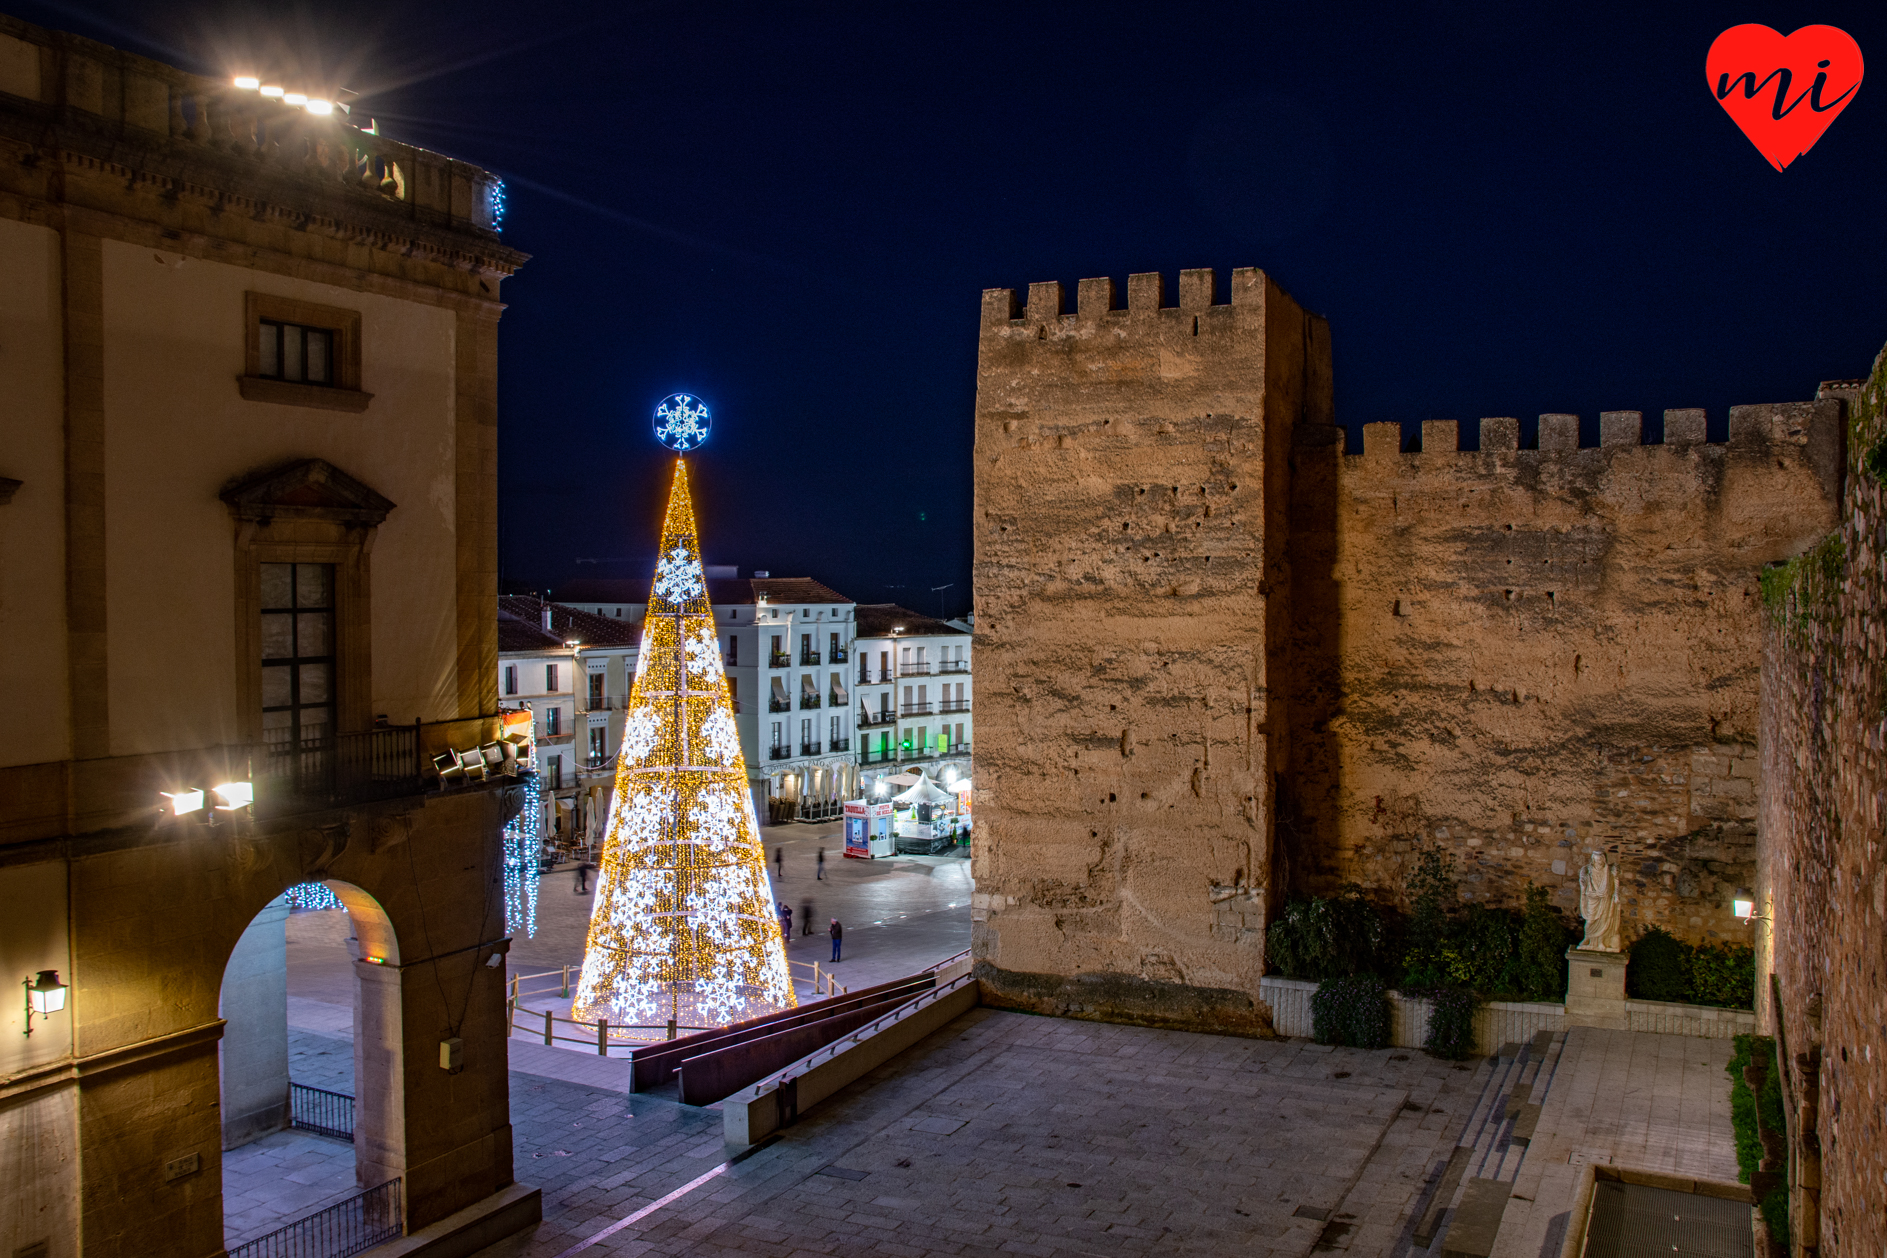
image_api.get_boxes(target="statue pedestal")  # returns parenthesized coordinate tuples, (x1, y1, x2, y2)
(1564, 947, 1629, 1030)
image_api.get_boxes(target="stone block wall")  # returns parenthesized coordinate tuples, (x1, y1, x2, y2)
(970, 268, 1329, 1032)
(1758, 359, 1887, 1258)
(1287, 404, 1840, 940)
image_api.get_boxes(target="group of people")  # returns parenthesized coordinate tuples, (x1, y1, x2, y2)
(775, 901, 842, 960)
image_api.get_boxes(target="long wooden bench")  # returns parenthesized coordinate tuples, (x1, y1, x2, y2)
(628, 974, 934, 1092)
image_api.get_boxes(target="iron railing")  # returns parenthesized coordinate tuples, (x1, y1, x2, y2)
(769, 652, 791, 668)
(829, 737, 850, 752)
(858, 710, 896, 727)
(940, 661, 970, 674)
(288, 1082, 354, 1141)
(898, 664, 932, 676)
(829, 645, 848, 663)
(254, 725, 420, 813)
(800, 649, 821, 666)
(225, 1178, 401, 1258)
(940, 699, 970, 712)
(799, 695, 821, 709)
(800, 741, 822, 756)
(769, 697, 792, 713)
(769, 745, 790, 760)
(901, 702, 933, 716)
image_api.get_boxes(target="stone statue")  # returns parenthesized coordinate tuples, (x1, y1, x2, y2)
(1577, 851, 1622, 952)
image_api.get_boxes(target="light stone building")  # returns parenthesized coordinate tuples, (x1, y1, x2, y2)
(496, 596, 638, 850)
(852, 604, 972, 795)
(558, 574, 860, 821)
(0, 17, 537, 1257)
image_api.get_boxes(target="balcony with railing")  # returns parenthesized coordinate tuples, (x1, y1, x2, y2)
(769, 651, 791, 668)
(800, 741, 822, 756)
(769, 697, 792, 713)
(800, 649, 821, 666)
(900, 701, 933, 716)
(940, 698, 971, 713)
(829, 645, 848, 663)
(769, 745, 791, 760)
(858, 709, 897, 728)
(828, 690, 848, 709)
(940, 660, 970, 674)
(898, 663, 932, 676)
(799, 694, 822, 709)
(829, 737, 850, 752)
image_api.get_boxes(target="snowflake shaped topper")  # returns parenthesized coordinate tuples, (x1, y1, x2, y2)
(653, 393, 711, 452)
(652, 545, 704, 605)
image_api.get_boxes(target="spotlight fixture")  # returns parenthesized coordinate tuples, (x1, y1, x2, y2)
(22, 970, 68, 1036)
(306, 99, 334, 115)
(212, 781, 254, 811)
(233, 76, 259, 90)
(1732, 889, 1768, 921)
(283, 92, 307, 106)
(259, 85, 284, 98)
(161, 788, 205, 816)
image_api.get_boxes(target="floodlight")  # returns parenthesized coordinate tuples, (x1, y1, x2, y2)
(161, 789, 205, 815)
(212, 781, 254, 810)
(233, 76, 260, 90)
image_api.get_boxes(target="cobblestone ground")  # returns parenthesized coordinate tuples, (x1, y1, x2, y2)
(476, 1008, 1492, 1258)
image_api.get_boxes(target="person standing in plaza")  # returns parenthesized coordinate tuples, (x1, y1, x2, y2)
(574, 859, 595, 894)
(800, 901, 814, 935)
(775, 846, 784, 878)
(816, 847, 826, 880)
(829, 917, 843, 962)
(777, 902, 792, 939)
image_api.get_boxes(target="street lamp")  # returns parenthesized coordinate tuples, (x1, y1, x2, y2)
(22, 970, 67, 1036)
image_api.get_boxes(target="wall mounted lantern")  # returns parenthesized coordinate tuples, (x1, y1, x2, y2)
(22, 970, 67, 1036)
(1732, 889, 1769, 921)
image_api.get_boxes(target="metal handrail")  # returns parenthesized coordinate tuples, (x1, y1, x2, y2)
(288, 1082, 354, 1141)
(503, 961, 848, 1053)
(225, 1177, 402, 1258)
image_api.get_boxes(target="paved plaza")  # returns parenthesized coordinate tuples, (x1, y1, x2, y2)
(235, 845, 1742, 1258)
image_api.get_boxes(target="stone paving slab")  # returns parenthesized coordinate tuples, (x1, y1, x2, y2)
(472, 1009, 1492, 1258)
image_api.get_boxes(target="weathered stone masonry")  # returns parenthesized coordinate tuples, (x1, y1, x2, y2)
(971, 264, 1842, 1033)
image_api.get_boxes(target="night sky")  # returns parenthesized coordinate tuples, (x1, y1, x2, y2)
(21, 1, 1887, 618)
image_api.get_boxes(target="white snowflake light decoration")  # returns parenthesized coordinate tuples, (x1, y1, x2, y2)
(653, 544, 705, 606)
(653, 393, 711, 452)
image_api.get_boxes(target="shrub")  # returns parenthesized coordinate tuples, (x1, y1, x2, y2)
(1627, 926, 1691, 1001)
(1311, 973, 1390, 1049)
(1512, 884, 1574, 1001)
(1423, 984, 1481, 1059)
(1727, 1034, 1789, 1244)
(1449, 903, 1520, 994)
(1267, 885, 1388, 981)
(1691, 943, 1756, 1009)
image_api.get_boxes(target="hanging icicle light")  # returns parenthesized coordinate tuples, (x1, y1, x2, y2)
(503, 804, 541, 938)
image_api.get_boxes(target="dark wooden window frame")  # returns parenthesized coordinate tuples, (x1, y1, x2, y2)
(240, 292, 374, 413)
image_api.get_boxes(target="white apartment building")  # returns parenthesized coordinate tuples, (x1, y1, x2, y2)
(852, 604, 972, 795)
(497, 595, 639, 849)
(557, 573, 859, 822)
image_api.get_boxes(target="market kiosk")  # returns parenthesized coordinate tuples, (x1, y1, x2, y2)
(842, 799, 894, 858)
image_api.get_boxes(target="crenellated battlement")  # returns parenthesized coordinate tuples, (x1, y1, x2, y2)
(1331, 401, 1842, 495)
(980, 267, 1270, 330)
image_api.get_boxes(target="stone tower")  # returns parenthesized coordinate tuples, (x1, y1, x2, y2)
(969, 268, 1330, 1032)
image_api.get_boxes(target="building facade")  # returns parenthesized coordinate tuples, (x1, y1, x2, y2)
(0, 18, 535, 1257)
(496, 596, 638, 851)
(557, 575, 861, 821)
(852, 604, 973, 794)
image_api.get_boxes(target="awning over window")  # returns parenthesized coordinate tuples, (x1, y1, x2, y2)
(771, 676, 789, 700)
(800, 675, 819, 695)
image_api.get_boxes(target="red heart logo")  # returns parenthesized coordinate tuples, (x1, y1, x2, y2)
(1707, 25, 1864, 171)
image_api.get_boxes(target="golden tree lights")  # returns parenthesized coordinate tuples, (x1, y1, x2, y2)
(571, 458, 796, 1033)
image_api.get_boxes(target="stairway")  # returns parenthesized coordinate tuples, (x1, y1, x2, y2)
(1411, 1028, 1567, 1257)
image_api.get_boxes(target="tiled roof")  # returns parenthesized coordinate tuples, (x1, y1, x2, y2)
(855, 603, 967, 638)
(497, 607, 562, 652)
(751, 577, 852, 605)
(498, 596, 642, 650)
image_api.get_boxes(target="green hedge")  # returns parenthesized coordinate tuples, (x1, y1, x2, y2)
(1422, 984, 1480, 1059)
(1727, 1034, 1789, 1244)
(1628, 927, 1755, 1008)
(1311, 973, 1390, 1049)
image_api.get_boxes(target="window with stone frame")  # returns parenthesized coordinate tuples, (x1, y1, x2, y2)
(240, 293, 370, 412)
(260, 563, 335, 755)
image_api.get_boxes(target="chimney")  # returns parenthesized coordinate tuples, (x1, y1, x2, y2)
(541, 603, 553, 633)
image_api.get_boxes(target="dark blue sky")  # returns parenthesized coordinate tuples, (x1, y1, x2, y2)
(25, 1, 1886, 618)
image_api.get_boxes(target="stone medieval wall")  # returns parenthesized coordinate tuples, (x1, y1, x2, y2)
(1758, 354, 1887, 1258)
(1291, 405, 1841, 942)
(970, 268, 1329, 1032)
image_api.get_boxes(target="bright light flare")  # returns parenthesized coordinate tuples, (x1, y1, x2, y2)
(233, 76, 260, 90)
(1733, 897, 1755, 919)
(283, 92, 308, 105)
(212, 781, 254, 810)
(260, 85, 284, 97)
(306, 99, 334, 115)
(161, 789, 205, 815)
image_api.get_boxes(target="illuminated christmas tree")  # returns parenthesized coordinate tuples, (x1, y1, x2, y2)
(572, 399, 795, 1034)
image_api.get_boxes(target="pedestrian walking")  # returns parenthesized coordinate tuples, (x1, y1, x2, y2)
(829, 917, 843, 963)
(574, 860, 596, 894)
(775, 846, 784, 877)
(778, 902, 792, 938)
(816, 847, 825, 879)
(800, 902, 814, 935)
